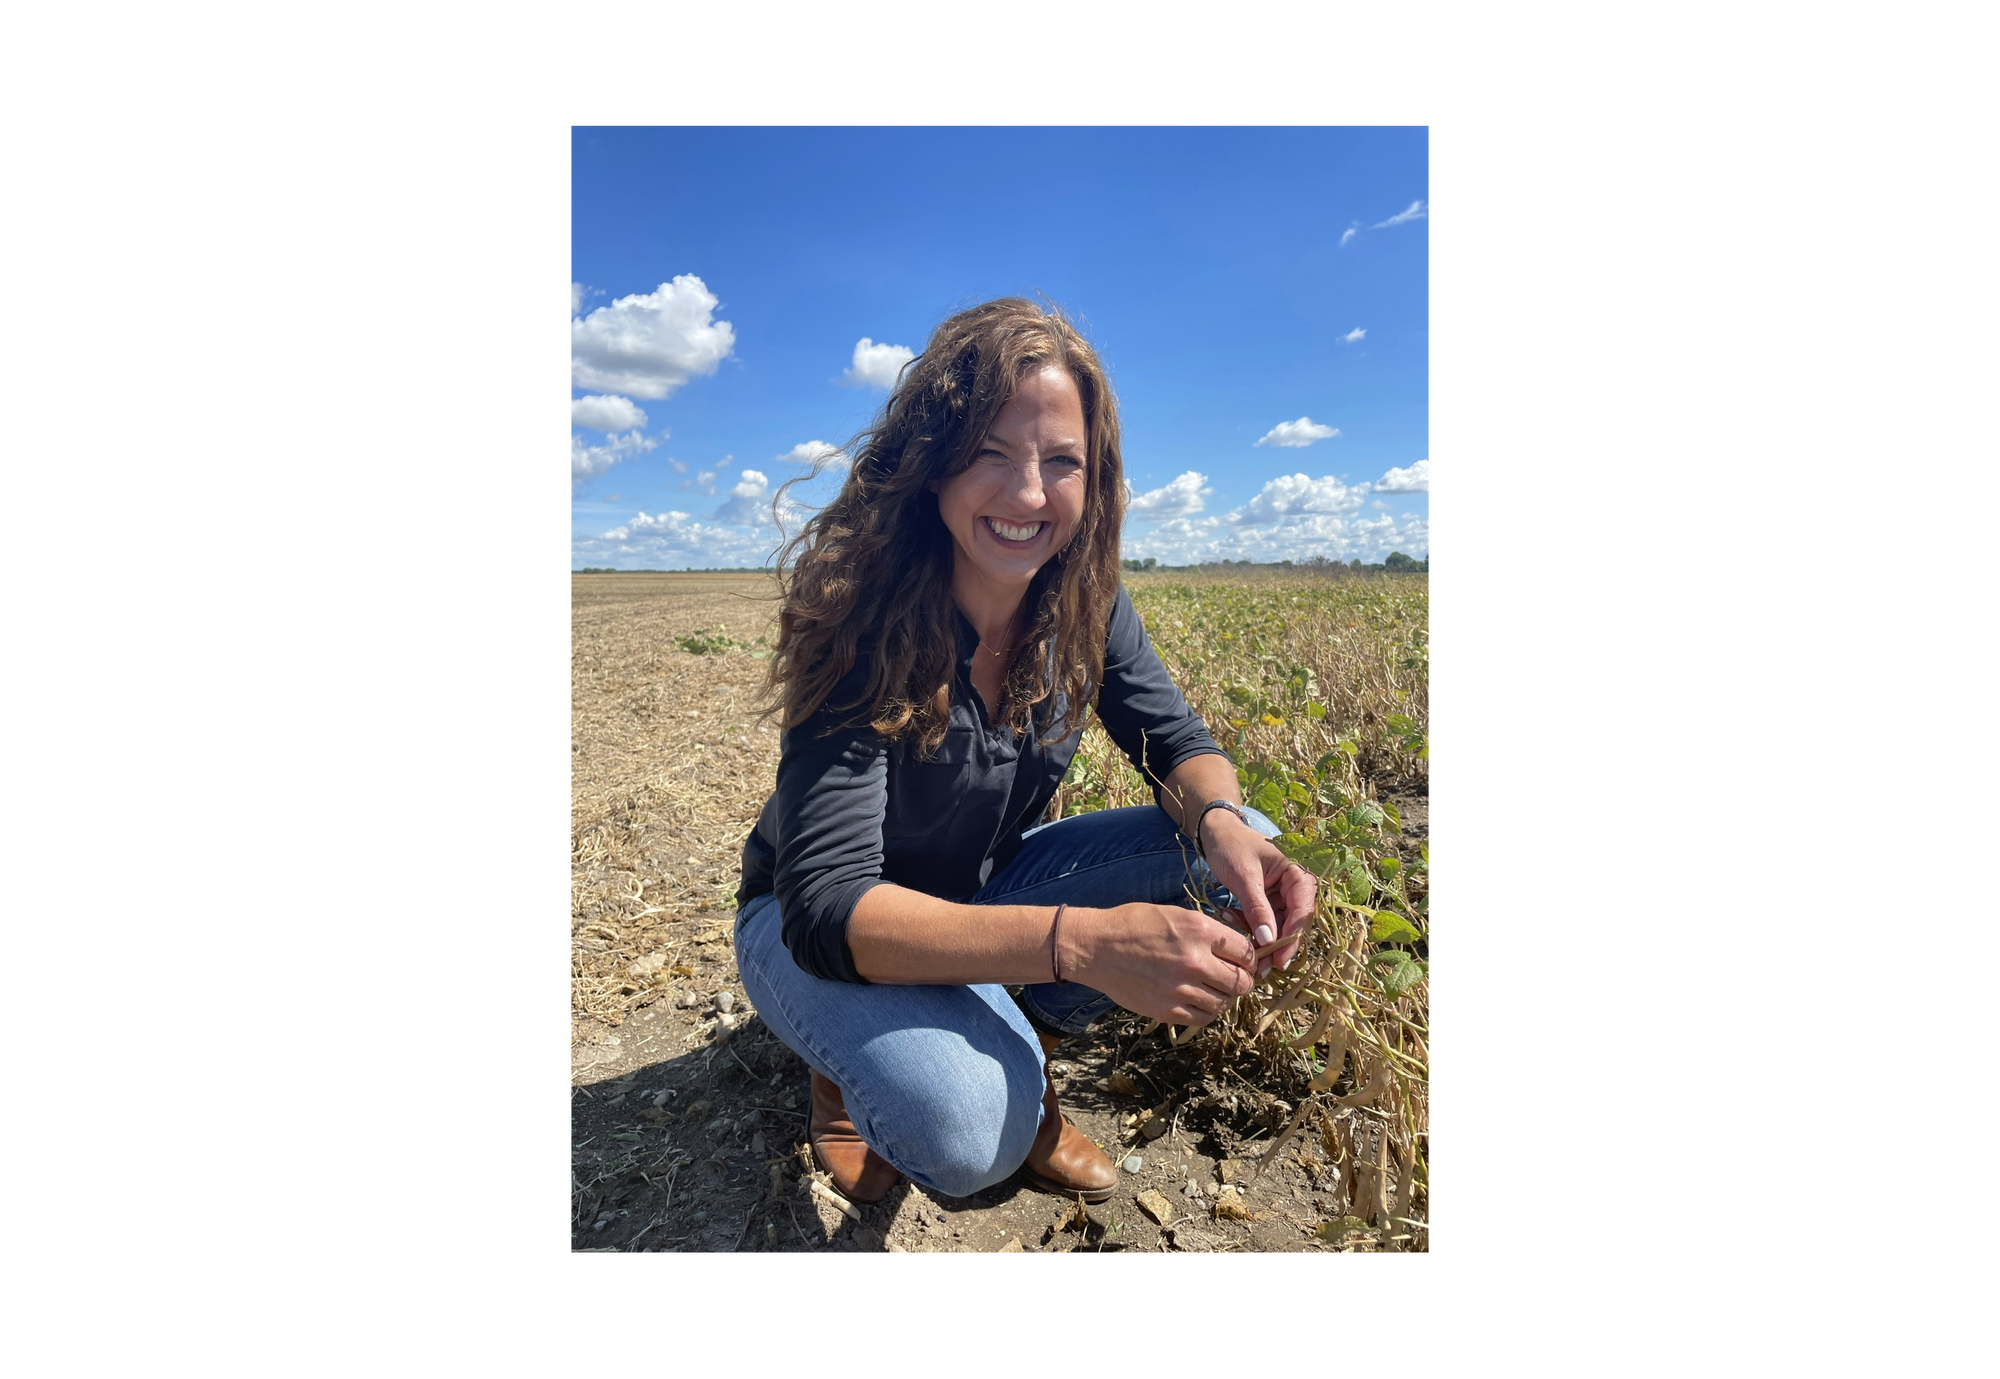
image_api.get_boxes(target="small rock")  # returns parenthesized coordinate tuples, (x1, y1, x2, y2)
(650, 1089, 673, 1108)
(715, 990, 736, 1014)
(1217, 1158, 1248, 1185)
(997, 1237, 1024, 1253)
(1121, 1154, 1144, 1174)
(1215, 1186, 1255, 1221)
(627, 952, 667, 981)
(1140, 1115, 1170, 1142)
(1134, 1189, 1175, 1225)
(675, 990, 700, 1009)
(750, 1131, 765, 1158)
(1182, 1179, 1206, 1199)
(1166, 1225, 1220, 1252)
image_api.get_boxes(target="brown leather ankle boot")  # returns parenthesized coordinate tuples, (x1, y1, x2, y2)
(1020, 1032, 1118, 1203)
(808, 1070, 900, 1204)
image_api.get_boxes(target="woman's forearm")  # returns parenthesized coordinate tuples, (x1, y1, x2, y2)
(1157, 751, 1242, 837)
(846, 883, 1083, 986)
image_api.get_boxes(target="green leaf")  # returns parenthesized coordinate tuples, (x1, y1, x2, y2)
(1345, 802, 1385, 830)
(1277, 835, 1337, 875)
(1379, 800, 1402, 832)
(1369, 910, 1422, 944)
(1375, 856, 1402, 877)
(1249, 782, 1288, 816)
(1344, 867, 1373, 906)
(1378, 955, 1428, 999)
(1305, 702, 1327, 720)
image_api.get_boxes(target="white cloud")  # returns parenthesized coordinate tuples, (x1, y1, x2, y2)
(1374, 199, 1427, 228)
(1254, 417, 1340, 448)
(571, 275, 736, 400)
(1231, 473, 1367, 524)
(1126, 471, 1212, 519)
(1123, 503, 1429, 568)
(571, 393, 649, 432)
(780, 440, 849, 472)
(667, 458, 688, 474)
(689, 469, 718, 496)
(571, 430, 659, 488)
(843, 337, 915, 389)
(1374, 459, 1429, 493)
(570, 282, 583, 316)
(602, 509, 691, 541)
(1341, 327, 1366, 344)
(576, 509, 783, 570)
(1339, 227, 1358, 248)
(712, 468, 774, 525)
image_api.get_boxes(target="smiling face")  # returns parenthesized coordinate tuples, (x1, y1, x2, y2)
(932, 365, 1090, 610)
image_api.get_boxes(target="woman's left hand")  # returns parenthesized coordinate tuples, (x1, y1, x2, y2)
(1199, 815, 1317, 979)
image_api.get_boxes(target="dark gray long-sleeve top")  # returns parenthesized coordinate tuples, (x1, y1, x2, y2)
(736, 585, 1225, 983)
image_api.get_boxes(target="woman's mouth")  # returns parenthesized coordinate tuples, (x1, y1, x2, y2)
(982, 517, 1046, 545)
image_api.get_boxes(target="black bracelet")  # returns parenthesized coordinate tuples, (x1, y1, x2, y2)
(1193, 799, 1248, 861)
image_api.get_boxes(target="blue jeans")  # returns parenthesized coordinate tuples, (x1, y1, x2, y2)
(733, 803, 1273, 1199)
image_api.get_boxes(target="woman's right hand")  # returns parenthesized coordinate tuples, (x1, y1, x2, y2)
(1063, 903, 1260, 1028)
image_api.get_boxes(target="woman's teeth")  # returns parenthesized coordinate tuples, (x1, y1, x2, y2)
(985, 518, 1045, 542)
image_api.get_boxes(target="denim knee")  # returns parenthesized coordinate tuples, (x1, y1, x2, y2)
(858, 1043, 1046, 1199)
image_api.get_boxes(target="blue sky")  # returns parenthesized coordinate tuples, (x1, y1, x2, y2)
(571, 127, 1427, 569)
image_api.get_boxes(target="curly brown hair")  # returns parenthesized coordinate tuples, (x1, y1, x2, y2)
(764, 298, 1126, 757)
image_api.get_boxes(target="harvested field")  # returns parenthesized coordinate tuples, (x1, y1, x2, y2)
(572, 569, 1429, 1254)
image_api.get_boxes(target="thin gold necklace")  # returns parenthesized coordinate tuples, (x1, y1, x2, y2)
(976, 614, 1021, 660)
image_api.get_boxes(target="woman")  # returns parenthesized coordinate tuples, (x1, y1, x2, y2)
(735, 298, 1316, 1206)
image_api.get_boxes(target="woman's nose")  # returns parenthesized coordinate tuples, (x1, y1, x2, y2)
(1010, 460, 1048, 506)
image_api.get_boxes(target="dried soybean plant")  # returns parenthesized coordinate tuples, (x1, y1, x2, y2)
(1102, 570, 1431, 1243)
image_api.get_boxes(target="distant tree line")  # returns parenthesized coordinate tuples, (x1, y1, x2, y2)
(582, 554, 1428, 576)
(1119, 551, 1428, 575)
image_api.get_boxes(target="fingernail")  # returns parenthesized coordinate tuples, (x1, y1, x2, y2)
(1253, 925, 1274, 945)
